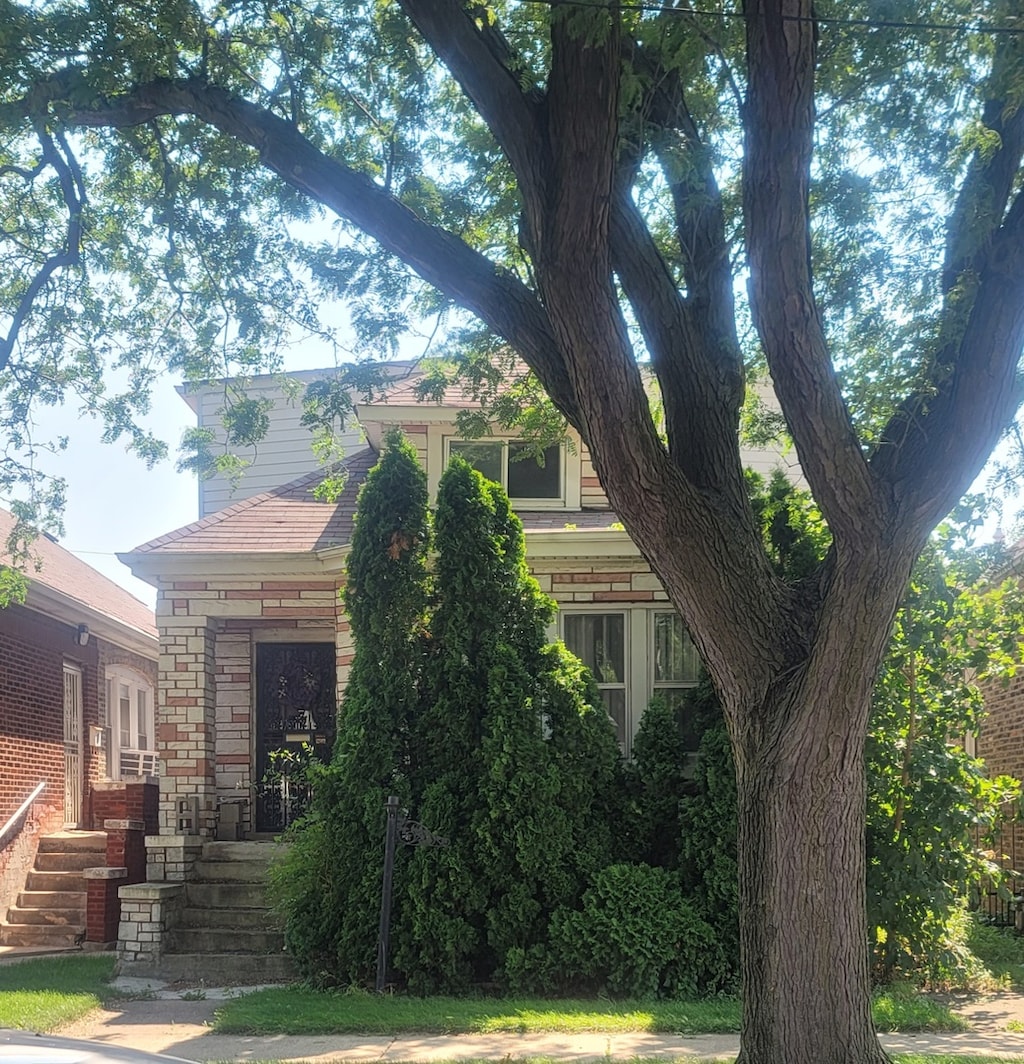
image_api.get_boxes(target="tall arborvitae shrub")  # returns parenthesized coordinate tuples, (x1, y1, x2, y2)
(269, 430, 430, 985)
(399, 457, 621, 993)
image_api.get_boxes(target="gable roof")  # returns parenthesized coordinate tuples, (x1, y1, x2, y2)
(0, 508, 157, 648)
(128, 447, 376, 556)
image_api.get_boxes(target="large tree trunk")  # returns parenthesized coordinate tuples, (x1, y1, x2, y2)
(734, 703, 885, 1064)
(721, 563, 909, 1064)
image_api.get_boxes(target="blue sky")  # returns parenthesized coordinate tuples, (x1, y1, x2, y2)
(32, 375, 199, 607)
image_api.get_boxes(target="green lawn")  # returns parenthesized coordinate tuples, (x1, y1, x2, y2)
(0, 953, 969, 1042)
(891, 1060, 1020, 1064)
(0, 954, 119, 1031)
(212, 985, 965, 1036)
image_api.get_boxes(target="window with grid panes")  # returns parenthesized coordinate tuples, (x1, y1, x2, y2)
(563, 612, 627, 746)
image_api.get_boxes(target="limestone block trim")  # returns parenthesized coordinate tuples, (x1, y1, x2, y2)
(117, 881, 185, 966)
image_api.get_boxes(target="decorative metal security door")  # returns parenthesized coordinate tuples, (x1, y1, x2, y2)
(254, 643, 336, 832)
(62, 663, 83, 827)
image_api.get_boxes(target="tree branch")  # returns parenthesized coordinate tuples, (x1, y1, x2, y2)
(1, 72, 582, 426)
(873, 195, 1024, 534)
(395, 0, 549, 232)
(743, 0, 878, 542)
(0, 122, 86, 375)
(873, 43, 1024, 534)
(618, 41, 745, 482)
(610, 186, 748, 506)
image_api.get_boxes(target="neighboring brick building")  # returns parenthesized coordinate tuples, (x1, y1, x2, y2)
(119, 366, 801, 843)
(978, 668, 1024, 895)
(0, 509, 158, 924)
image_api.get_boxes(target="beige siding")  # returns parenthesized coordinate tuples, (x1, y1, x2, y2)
(190, 376, 366, 517)
(579, 444, 609, 509)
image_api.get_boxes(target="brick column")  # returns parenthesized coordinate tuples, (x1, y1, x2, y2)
(85, 866, 127, 947)
(156, 615, 217, 836)
(117, 882, 184, 973)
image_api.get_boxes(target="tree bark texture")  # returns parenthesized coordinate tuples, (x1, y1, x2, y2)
(735, 719, 888, 1064)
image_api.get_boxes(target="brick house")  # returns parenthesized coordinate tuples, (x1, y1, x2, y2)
(120, 367, 800, 840)
(0, 508, 159, 948)
(108, 365, 799, 976)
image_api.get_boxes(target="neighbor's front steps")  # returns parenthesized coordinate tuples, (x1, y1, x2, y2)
(0, 831, 105, 949)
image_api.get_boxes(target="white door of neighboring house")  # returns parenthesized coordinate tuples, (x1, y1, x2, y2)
(63, 663, 83, 827)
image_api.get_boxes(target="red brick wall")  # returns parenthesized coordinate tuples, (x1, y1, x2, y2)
(0, 603, 156, 827)
(88, 781, 159, 836)
(86, 877, 122, 944)
(979, 673, 1024, 872)
(0, 602, 98, 826)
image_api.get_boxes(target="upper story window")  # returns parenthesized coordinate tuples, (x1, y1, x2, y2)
(448, 440, 563, 504)
(104, 668, 158, 779)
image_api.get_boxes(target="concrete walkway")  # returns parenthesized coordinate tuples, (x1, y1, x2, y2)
(41, 978, 1024, 1061)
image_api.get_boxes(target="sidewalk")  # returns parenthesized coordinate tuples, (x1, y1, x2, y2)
(46, 978, 1024, 1061)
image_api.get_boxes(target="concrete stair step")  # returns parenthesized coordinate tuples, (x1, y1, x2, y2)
(26, 871, 87, 892)
(38, 831, 106, 854)
(192, 859, 273, 883)
(0, 923, 82, 948)
(185, 882, 269, 909)
(34, 851, 106, 873)
(17, 890, 87, 909)
(169, 927, 286, 954)
(4, 908, 83, 926)
(201, 841, 285, 862)
(180, 906, 277, 930)
(120, 951, 296, 984)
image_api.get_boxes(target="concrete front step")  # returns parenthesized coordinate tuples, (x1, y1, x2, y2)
(5, 907, 83, 926)
(38, 831, 106, 854)
(0, 831, 105, 950)
(0, 923, 82, 947)
(185, 882, 269, 909)
(201, 841, 285, 862)
(179, 906, 278, 930)
(17, 889, 87, 909)
(120, 951, 297, 984)
(25, 871, 87, 892)
(34, 851, 108, 873)
(192, 858, 275, 883)
(169, 927, 286, 953)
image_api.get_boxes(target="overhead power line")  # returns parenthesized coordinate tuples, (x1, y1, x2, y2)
(514, 0, 1024, 37)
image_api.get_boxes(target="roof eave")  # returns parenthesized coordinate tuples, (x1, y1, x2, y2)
(117, 549, 348, 584)
(524, 528, 639, 558)
(25, 583, 157, 658)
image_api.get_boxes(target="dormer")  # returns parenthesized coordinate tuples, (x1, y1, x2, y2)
(356, 377, 604, 512)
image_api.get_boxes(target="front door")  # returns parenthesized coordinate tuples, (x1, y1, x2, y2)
(62, 663, 83, 827)
(254, 643, 336, 832)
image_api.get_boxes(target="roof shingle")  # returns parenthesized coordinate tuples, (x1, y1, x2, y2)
(0, 509, 156, 637)
(129, 448, 376, 555)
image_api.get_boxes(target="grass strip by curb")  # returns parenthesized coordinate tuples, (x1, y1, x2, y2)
(212, 986, 965, 1036)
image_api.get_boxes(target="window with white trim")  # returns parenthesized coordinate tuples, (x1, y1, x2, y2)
(563, 612, 627, 746)
(561, 608, 701, 757)
(104, 668, 158, 779)
(652, 612, 701, 705)
(448, 439, 563, 504)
